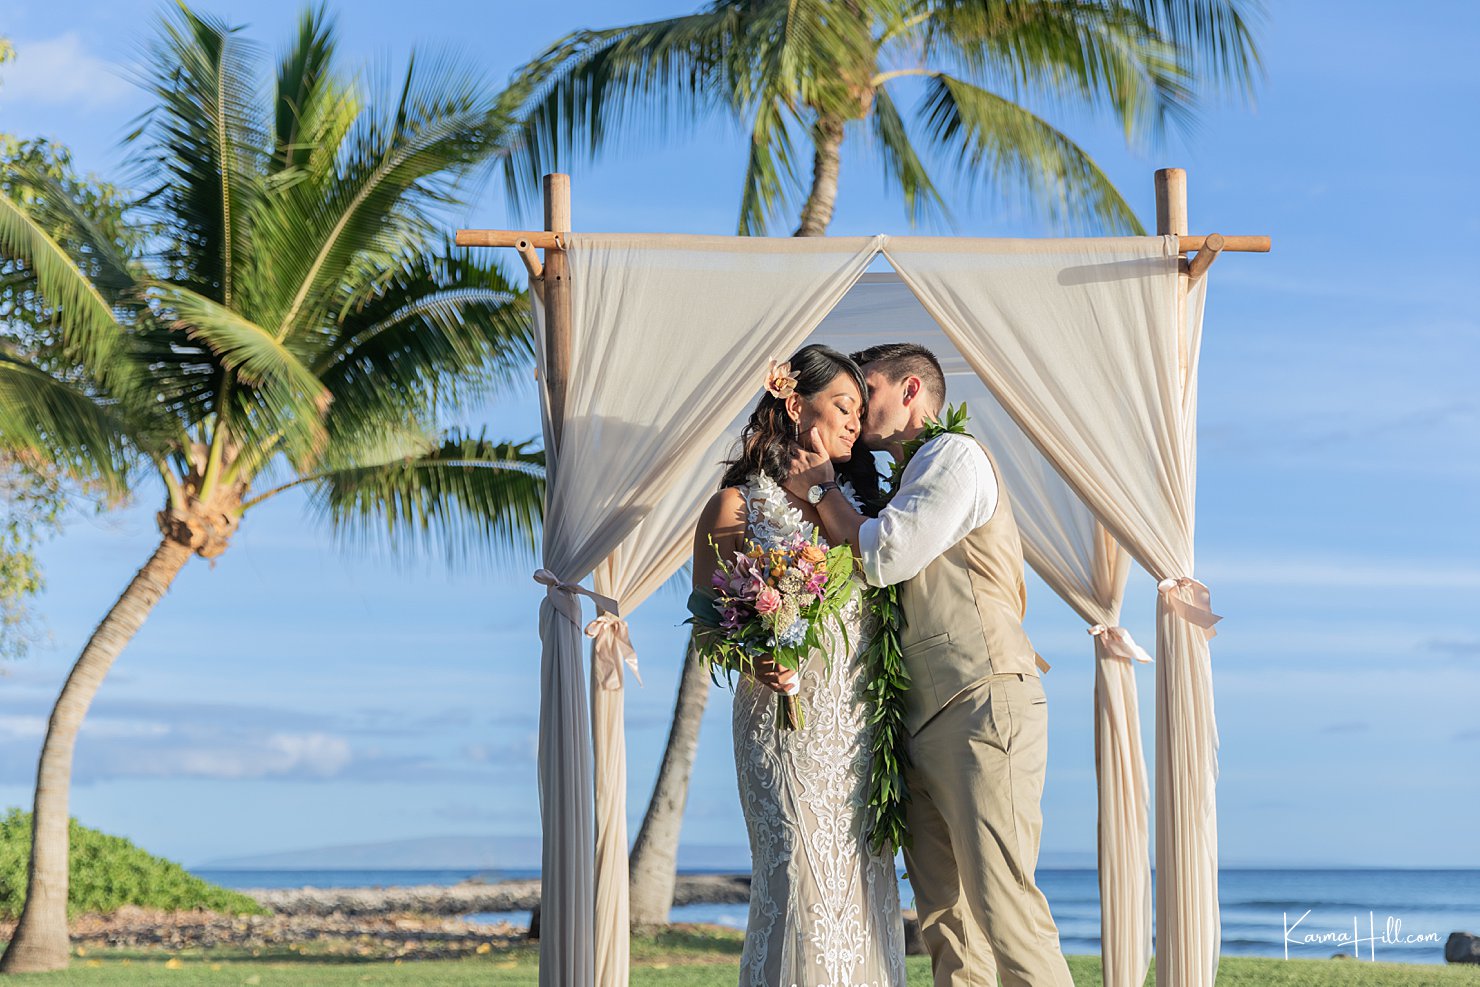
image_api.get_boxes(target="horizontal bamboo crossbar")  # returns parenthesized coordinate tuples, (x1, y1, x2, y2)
(455, 228, 1271, 253)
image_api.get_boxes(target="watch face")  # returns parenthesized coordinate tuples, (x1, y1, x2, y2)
(807, 485, 823, 504)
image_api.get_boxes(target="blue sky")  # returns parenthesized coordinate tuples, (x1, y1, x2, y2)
(0, 0, 1476, 870)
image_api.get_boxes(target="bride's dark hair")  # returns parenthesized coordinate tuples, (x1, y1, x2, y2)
(719, 344, 882, 510)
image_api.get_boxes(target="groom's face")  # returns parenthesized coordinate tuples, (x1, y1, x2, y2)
(860, 366, 911, 447)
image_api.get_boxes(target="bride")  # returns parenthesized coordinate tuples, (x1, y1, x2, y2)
(691, 343, 906, 986)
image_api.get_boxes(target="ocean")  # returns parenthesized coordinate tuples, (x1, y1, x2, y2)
(194, 867, 1480, 966)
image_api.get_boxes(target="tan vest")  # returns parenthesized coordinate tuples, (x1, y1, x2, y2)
(898, 440, 1040, 735)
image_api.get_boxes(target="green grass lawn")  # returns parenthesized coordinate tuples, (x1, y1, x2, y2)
(2, 929, 1475, 985)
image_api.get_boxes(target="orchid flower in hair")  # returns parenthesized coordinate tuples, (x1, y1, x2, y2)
(764, 359, 798, 399)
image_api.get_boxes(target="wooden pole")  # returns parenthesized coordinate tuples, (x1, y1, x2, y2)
(1156, 168, 1191, 384)
(456, 227, 1267, 253)
(517, 238, 545, 282)
(1187, 233, 1225, 281)
(543, 174, 572, 453)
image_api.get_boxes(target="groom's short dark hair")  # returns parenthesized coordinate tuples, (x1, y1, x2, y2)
(851, 343, 946, 413)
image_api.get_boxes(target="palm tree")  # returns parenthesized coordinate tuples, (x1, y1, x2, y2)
(0, 4, 542, 972)
(501, 0, 1262, 924)
(505, 0, 1261, 236)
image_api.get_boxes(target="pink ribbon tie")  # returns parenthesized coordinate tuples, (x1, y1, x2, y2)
(1156, 576, 1222, 640)
(1088, 624, 1154, 663)
(585, 613, 642, 690)
(532, 568, 620, 626)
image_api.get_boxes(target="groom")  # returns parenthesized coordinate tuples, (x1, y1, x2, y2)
(788, 342, 1074, 987)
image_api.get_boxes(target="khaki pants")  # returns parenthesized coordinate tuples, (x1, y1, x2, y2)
(902, 673, 1075, 987)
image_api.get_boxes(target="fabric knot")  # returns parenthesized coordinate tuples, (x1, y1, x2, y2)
(1156, 576, 1222, 640)
(1088, 624, 1154, 663)
(532, 568, 620, 627)
(585, 613, 642, 690)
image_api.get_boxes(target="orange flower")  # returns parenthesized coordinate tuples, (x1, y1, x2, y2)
(799, 543, 827, 565)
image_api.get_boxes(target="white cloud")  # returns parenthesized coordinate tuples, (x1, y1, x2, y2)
(0, 33, 133, 111)
(162, 732, 352, 781)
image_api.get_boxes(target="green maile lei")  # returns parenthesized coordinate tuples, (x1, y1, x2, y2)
(862, 402, 972, 856)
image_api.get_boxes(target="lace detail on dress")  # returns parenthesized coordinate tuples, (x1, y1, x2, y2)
(731, 472, 905, 987)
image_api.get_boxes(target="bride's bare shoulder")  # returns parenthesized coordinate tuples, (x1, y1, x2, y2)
(696, 485, 748, 536)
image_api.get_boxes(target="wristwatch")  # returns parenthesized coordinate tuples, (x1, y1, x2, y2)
(806, 481, 840, 505)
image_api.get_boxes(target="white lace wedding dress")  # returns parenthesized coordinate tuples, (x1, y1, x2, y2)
(729, 472, 907, 987)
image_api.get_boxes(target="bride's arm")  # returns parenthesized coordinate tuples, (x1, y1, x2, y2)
(692, 487, 747, 596)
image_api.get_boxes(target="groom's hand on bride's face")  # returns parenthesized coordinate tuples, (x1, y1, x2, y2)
(788, 427, 835, 486)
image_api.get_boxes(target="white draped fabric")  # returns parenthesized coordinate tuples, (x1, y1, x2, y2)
(587, 445, 742, 987)
(531, 234, 880, 987)
(1090, 530, 1155, 987)
(532, 235, 1216, 987)
(884, 237, 1219, 985)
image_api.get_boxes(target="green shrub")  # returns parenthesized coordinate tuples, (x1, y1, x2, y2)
(0, 809, 266, 918)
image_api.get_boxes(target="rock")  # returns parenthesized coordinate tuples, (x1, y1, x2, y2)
(901, 910, 926, 956)
(1446, 931, 1480, 964)
(528, 904, 540, 941)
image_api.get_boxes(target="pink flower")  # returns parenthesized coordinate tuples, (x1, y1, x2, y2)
(805, 570, 828, 598)
(754, 586, 782, 615)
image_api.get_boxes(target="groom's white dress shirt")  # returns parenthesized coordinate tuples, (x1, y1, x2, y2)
(858, 433, 999, 588)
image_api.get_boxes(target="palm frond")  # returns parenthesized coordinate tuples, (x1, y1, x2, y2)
(1121, 0, 1264, 96)
(0, 353, 133, 493)
(130, 2, 268, 308)
(918, 73, 1143, 234)
(0, 190, 131, 386)
(922, 0, 1194, 144)
(150, 282, 330, 464)
(254, 47, 508, 342)
(2, 157, 145, 309)
(307, 431, 544, 568)
(870, 84, 947, 228)
(737, 96, 804, 236)
(306, 246, 531, 461)
(729, 0, 879, 116)
(272, 2, 339, 172)
(501, 10, 742, 210)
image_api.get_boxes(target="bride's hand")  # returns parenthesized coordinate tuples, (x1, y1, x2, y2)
(752, 657, 799, 695)
(788, 427, 835, 488)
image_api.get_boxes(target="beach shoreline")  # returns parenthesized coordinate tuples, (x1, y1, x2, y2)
(237, 873, 751, 917)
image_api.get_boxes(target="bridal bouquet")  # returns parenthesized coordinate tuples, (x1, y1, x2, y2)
(687, 530, 857, 729)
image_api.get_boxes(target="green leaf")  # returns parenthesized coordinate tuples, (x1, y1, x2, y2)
(919, 73, 1143, 234)
(306, 430, 544, 569)
(0, 190, 129, 387)
(151, 282, 331, 466)
(0, 355, 132, 493)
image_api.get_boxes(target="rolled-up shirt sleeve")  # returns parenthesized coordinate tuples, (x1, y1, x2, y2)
(859, 434, 998, 587)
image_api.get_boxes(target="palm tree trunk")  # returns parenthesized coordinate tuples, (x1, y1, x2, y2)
(628, 637, 710, 928)
(0, 537, 193, 973)
(794, 114, 846, 237)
